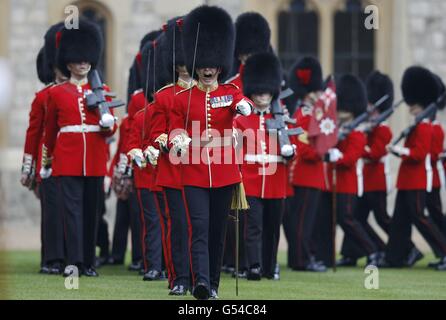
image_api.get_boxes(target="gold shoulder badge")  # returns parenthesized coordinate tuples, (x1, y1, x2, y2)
(132, 88, 143, 96)
(176, 84, 195, 95)
(223, 82, 240, 90)
(156, 83, 174, 93)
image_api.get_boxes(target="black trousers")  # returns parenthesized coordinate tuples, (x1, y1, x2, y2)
(40, 177, 64, 264)
(96, 188, 110, 259)
(341, 191, 390, 259)
(111, 191, 142, 263)
(58, 176, 103, 267)
(184, 184, 234, 292)
(163, 188, 190, 287)
(426, 188, 446, 236)
(285, 187, 321, 269)
(245, 197, 283, 277)
(222, 213, 247, 271)
(282, 195, 295, 268)
(136, 188, 162, 272)
(315, 192, 378, 267)
(386, 190, 446, 265)
(154, 191, 170, 276)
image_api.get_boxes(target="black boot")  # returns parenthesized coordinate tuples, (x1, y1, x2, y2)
(435, 257, 446, 271)
(336, 256, 357, 267)
(405, 247, 424, 267)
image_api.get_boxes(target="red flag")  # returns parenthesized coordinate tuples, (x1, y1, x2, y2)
(307, 78, 338, 157)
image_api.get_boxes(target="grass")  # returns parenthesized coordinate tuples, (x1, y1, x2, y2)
(0, 250, 445, 300)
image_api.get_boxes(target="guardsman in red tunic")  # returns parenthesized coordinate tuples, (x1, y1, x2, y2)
(127, 30, 162, 102)
(285, 57, 327, 272)
(222, 11, 271, 277)
(125, 39, 168, 281)
(339, 71, 395, 266)
(426, 74, 446, 270)
(386, 66, 446, 270)
(108, 115, 143, 269)
(234, 52, 288, 280)
(315, 74, 380, 267)
(21, 22, 67, 275)
(169, 6, 253, 300)
(42, 20, 118, 277)
(143, 18, 196, 296)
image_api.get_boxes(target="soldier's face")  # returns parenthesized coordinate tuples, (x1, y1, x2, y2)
(337, 110, 354, 125)
(54, 68, 68, 83)
(409, 104, 423, 116)
(196, 68, 220, 86)
(252, 93, 273, 109)
(67, 62, 91, 78)
(176, 65, 190, 78)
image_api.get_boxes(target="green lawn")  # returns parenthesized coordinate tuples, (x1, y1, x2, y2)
(0, 250, 445, 300)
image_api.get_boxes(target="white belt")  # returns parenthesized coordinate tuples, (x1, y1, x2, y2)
(245, 154, 284, 163)
(191, 136, 233, 148)
(60, 125, 101, 133)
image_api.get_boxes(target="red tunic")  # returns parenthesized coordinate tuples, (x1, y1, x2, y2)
(234, 110, 287, 199)
(225, 64, 244, 92)
(327, 131, 367, 194)
(23, 84, 53, 181)
(431, 121, 444, 189)
(291, 105, 326, 190)
(107, 116, 130, 178)
(170, 83, 251, 188)
(396, 120, 433, 190)
(127, 106, 158, 190)
(148, 83, 186, 190)
(363, 124, 392, 192)
(43, 81, 116, 177)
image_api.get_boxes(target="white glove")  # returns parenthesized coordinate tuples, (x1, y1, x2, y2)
(235, 99, 252, 116)
(39, 166, 52, 179)
(281, 144, 296, 159)
(171, 133, 191, 157)
(20, 154, 34, 188)
(328, 148, 343, 162)
(127, 148, 146, 168)
(117, 153, 129, 175)
(99, 113, 116, 129)
(389, 145, 410, 157)
(155, 133, 169, 152)
(144, 146, 160, 166)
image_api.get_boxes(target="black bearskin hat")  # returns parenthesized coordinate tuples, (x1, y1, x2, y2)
(401, 66, 439, 108)
(140, 36, 165, 101)
(288, 56, 323, 100)
(139, 29, 163, 51)
(365, 71, 394, 112)
(36, 47, 53, 84)
(336, 74, 367, 117)
(44, 21, 64, 73)
(242, 52, 282, 99)
(182, 5, 235, 80)
(433, 73, 446, 111)
(56, 18, 103, 77)
(234, 12, 271, 58)
(158, 17, 186, 84)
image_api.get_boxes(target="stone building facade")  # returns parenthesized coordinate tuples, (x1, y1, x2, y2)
(0, 0, 445, 249)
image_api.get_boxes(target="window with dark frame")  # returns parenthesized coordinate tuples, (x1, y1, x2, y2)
(334, 0, 375, 80)
(278, 0, 319, 72)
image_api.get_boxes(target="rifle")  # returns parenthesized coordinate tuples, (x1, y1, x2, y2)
(266, 88, 303, 158)
(338, 94, 389, 141)
(364, 99, 403, 134)
(392, 92, 446, 145)
(85, 69, 125, 128)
